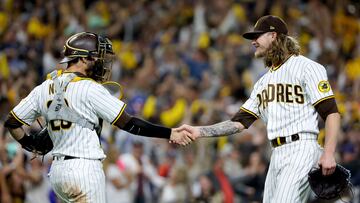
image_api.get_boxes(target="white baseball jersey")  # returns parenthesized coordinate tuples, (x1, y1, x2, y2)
(11, 71, 127, 203)
(240, 55, 334, 202)
(241, 55, 334, 140)
(11, 71, 126, 159)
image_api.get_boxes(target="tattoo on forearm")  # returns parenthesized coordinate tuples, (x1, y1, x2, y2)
(199, 120, 240, 137)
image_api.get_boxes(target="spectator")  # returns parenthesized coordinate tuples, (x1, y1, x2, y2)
(159, 166, 190, 203)
(105, 146, 134, 203)
(119, 141, 165, 203)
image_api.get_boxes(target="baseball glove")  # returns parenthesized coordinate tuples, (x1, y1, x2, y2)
(21, 127, 53, 155)
(308, 164, 351, 200)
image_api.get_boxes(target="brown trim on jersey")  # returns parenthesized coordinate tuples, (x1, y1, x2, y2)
(240, 107, 259, 119)
(10, 111, 30, 126)
(114, 111, 132, 128)
(270, 55, 293, 72)
(270, 64, 282, 72)
(312, 95, 335, 106)
(111, 104, 127, 125)
(314, 97, 338, 121)
(231, 107, 258, 129)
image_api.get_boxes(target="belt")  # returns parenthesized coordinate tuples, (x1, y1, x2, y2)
(53, 156, 78, 161)
(271, 134, 300, 148)
(53, 156, 102, 161)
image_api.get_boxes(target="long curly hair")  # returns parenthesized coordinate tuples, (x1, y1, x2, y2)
(264, 34, 301, 67)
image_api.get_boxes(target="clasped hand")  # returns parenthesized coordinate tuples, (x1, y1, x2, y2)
(169, 124, 200, 146)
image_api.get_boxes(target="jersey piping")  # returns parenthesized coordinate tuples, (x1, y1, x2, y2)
(240, 107, 259, 119)
(111, 104, 127, 125)
(312, 95, 335, 106)
(10, 110, 30, 126)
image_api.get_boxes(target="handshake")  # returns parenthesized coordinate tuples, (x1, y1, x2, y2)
(169, 124, 200, 146)
(168, 120, 241, 145)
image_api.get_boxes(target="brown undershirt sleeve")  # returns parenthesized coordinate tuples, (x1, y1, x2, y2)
(231, 108, 258, 129)
(4, 113, 23, 129)
(314, 97, 338, 121)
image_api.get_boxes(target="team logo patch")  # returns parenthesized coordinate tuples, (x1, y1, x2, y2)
(318, 80, 330, 93)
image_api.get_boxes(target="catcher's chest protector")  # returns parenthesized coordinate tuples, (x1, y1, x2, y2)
(45, 71, 95, 130)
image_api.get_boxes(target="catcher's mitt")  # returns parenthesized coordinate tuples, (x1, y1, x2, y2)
(21, 127, 53, 155)
(308, 164, 351, 200)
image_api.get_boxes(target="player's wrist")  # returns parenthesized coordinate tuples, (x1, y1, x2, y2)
(323, 149, 335, 156)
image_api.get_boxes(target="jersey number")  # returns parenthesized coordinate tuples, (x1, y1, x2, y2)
(46, 100, 72, 131)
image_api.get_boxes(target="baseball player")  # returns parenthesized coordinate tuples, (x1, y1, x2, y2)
(4, 32, 193, 203)
(177, 15, 340, 202)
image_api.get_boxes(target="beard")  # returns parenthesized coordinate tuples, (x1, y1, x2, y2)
(254, 47, 268, 58)
(263, 40, 285, 68)
(85, 59, 112, 82)
(85, 60, 96, 79)
(255, 34, 297, 68)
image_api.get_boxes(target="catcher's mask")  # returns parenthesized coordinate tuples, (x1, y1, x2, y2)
(60, 32, 114, 82)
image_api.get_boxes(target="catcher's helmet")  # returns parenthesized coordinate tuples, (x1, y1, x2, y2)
(60, 32, 114, 82)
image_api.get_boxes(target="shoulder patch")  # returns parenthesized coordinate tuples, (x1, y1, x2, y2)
(318, 80, 330, 93)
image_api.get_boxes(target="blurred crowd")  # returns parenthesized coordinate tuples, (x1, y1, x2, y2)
(0, 0, 359, 202)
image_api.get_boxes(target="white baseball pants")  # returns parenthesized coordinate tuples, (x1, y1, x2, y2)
(263, 134, 322, 203)
(49, 158, 106, 203)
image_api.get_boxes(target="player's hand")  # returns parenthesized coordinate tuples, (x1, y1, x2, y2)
(169, 128, 194, 146)
(318, 152, 336, 176)
(175, 124, 201, 140)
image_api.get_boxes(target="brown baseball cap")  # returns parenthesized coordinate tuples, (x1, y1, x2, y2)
(242, 15, 288, 40)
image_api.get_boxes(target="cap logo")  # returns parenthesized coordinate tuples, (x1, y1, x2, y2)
(270, 26, 275, 30)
